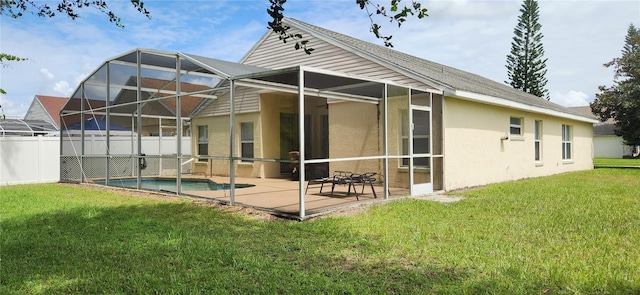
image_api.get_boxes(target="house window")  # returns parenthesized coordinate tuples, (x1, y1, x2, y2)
(510, 117, 523, 136)
(562, 124, 572, 160)
(197, 125, 208, 161)
(241, 122, 254, 163)
(534, 120, 542, 161)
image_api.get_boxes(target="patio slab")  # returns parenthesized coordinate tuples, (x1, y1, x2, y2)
(183, 176, 409, 218)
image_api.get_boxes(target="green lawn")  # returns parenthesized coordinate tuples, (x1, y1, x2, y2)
(1, 169, 639, 294)
(594, 157, 640, 167)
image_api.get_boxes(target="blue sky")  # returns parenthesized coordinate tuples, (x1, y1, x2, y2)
(1, 0, 639, 117)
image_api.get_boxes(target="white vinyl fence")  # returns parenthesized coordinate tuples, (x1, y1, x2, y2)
(0, 136, 60, 186)
(1, 136, 191, 186)
(61, 135, 191, 156)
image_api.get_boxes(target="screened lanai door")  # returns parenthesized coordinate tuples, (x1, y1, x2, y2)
(409, 92, 443, 195)
(411, 107, 432, 194)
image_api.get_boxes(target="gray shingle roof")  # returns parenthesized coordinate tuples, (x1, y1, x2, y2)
(567, 106, 598, 119)
(593, 123, 618, 136)
(285, 18, 588, 119)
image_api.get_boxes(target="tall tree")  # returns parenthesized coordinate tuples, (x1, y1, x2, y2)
(590, 23, 640, 147)
(505, 0, 549, 100)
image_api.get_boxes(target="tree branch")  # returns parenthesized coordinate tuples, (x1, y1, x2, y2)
(1, 0, 151, 28)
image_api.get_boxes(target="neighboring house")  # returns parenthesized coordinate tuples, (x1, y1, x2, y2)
(190, 18, 597, 192)
(22, 94, 113, 136)
(55, 77, 207, 137)
(23, 95, 68, 130)
(107, 77, 208, 136)
(570, 106, 638, 158)
(59, 98, 107, 133)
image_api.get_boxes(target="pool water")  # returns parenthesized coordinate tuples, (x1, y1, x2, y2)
(96, 178, 253, 192)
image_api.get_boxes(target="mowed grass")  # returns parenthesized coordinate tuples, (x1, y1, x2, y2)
(594, 157, 640, 167)
(1, 169, 639, 294)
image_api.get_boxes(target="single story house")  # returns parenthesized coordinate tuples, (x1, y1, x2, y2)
(23, 95, 68, 130)
(60, 19, 597, 219)
(190, 18, 597, 192)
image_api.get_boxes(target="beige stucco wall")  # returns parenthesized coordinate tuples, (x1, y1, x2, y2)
(259, 92, 297, 178)
(191, 90, 594, 192)
(261, 92, 384, 179)
(190, 115, 227, 176)
(443, 97, 594, 191)
(328, 101, 381, 174)
(190, 111, 262, 178)
(235, 112, 263, 178)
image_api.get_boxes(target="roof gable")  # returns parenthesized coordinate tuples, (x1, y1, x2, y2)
(33, 95, 68, 128)
(242, 23, 437, 92)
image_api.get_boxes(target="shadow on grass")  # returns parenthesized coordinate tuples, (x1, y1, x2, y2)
(1, 201, 638, 294)
(0, 203, 460, 293)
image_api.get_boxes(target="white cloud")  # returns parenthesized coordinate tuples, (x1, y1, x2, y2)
(39, 68, 55, 80)
(38, 68, 75, 96)
(0, 96, 16, 116)
(552, 90, 590, 107)
(0, 95, 30, 118)
(36, 68, 57, 94)
(53, 81, 73, 96)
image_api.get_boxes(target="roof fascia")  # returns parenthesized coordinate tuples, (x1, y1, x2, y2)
(451, 90, 600, 124)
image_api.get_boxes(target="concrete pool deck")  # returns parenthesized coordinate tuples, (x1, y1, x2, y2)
(98, 175, 460, 219)
(179, 175, 411, 219)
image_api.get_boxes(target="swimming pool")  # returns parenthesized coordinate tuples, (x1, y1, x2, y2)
(95, 178, 254, 192)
